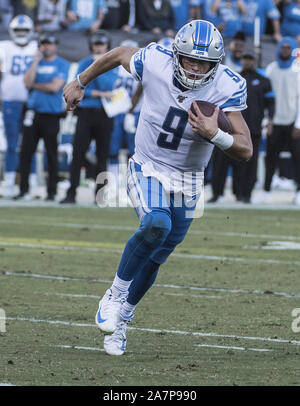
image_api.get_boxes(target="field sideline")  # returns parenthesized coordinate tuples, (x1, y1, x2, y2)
(0, 205, 300, 386)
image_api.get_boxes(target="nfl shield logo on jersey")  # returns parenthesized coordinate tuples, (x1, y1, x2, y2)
(177, 95, 188, 103)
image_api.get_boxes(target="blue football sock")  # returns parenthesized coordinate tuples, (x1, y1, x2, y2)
(116, 211, 171, 282)
(127, 259, 160, 306)
(116, 230, 157, 282)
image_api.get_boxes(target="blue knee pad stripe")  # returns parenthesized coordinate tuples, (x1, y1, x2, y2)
(127, 160, 152, 218)
(140, 211, 172, 248)
(127, 160, 171, 220)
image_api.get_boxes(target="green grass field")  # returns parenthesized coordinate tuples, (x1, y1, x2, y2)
(0, 205, 300, 386)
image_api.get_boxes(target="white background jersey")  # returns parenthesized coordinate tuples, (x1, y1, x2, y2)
(114, 65, 143, 113)
(266, 60, 299, 126)
(130, 43, 247, 187)
(0, 40, 37, 102)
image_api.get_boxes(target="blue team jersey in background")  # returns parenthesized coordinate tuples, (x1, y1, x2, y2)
(215, 0, 243, 37)
(67, 0, 107, 31)
(170, 0, 190, 30)
(76, 56, 118, 109)
(281, 2, 300, 37)
(28, 57, 70, 114)
(201, 0, 221, 27)
(241, 0, 280, 36)
(189, 0, 202, 5)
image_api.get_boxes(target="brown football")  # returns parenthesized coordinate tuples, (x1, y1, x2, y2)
(190, 100, 233, 134)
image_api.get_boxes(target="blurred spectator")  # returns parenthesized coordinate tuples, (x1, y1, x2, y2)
(36, 0, 68, 32)
(0, 14, 37, 199)
(120, 0, 136, 31)
(236, 51, 275, 203)
(209, 150, 242, 203)
(137, 0, 175, 37)
(189, 0, 202, 20)
(0, 0, 13, 28)
(208, 32, 246, 203)
(241, 0, 282, 43)
(255, 37, 300, 205)
(223, 30, 246, 72)
(210, 0, 247, 37)
(108, 39, 142, 202)
(60, 31, 117, 204)
(274, 0, 287, 15)
(275, 0, 296, 16)
(201, 0, 222, 27)
(101, 0, 136, 32)
(281, 0, 300, 43)
(65, 0, 107, 33)
(157, 35, 174, 48)
(17, 33, 70, 201)
(11, 0, 37, 20)
(169, 0, 189, 31)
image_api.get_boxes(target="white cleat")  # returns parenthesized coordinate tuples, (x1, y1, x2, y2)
(0, 185, 15, 198)
(104, 316, 132, 356)
(95, 288, 127, 334)
(0, 172, 15, 198)
(14, 193, 31, 201)
(252, 190, 272, 204)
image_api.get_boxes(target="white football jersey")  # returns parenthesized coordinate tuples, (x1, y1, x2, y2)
(0, 40, 37, 102)
(114, 65, 143, 113)
(129, 43, 247, 195)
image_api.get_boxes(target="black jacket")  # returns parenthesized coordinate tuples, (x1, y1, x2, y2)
(137, 0, 174, 31)
(240, 68, 274, 136)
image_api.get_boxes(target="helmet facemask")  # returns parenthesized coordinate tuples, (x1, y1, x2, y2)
(172, 20, 224, 90)
(10, 28, 31, 46)
(173, 50, 219, 90)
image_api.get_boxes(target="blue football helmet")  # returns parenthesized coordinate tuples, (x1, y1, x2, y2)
(173, 20, 225, 89)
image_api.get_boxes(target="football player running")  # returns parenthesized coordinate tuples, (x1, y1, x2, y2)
(0, 15, 37, 198)
(63, 20, 252, 356)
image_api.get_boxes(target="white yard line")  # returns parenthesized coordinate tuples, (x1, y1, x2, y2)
(45, 292, 99, 299)
(199, 231, 300, 241)
(3, 271, 112, 284)
(1, 218, 300, 241)
(55, 344, 133, 354)
(0, 200, 299, 211)
(195, 344, 272, 352)
(4, 316, 300, 347)
(164, 293, 223, 299)
(0, 382, 14, 386)
(1, 241, 300, 266)
(56, 345, 105, 352)
(172, 252, 300, 265)
(4, 271, 300, 299)
(57, 344, 270, 354)
(40, 291, 223, 300)
(0, 218, 137, 231)
(0, 241, 108, 253)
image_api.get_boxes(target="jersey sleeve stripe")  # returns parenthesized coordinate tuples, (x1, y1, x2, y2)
(130, 51, 144, 81)
(222, 104, 248, 113)
(220, 95, 247, 110)
(231, 84, 247, 97)
(134, 58, 144, 80)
